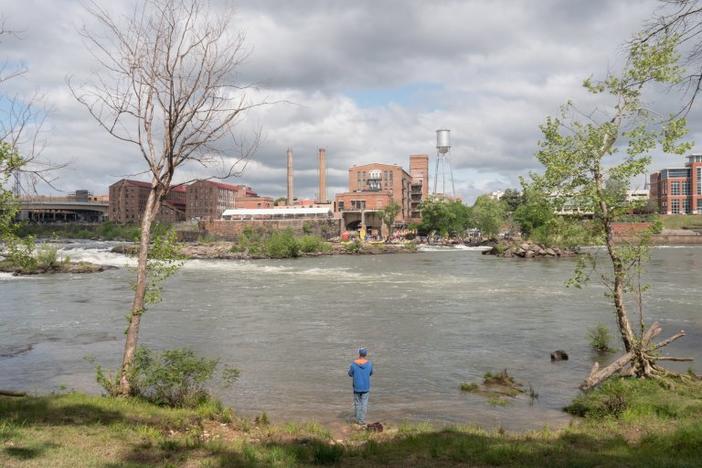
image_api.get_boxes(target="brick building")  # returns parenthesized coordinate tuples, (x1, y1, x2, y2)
(334, 155, 430, 232)
(185, 180, 273, 220)
(649, 154, 702, 214)
(109, 179, 187, 224)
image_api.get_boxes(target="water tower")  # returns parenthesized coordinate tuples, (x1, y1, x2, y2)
(433, 129, 456, 197)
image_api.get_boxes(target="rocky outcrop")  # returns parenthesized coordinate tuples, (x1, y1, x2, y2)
(483, 240, 577, 258)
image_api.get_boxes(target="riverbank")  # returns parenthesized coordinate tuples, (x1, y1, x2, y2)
(1, 377, 700, 467)
(0, 259, 114, 276)
(111, 240, 418, 260)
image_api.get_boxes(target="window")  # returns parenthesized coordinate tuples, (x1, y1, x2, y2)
(683, 198, 691, 214)
(672, 200, 680, 214)
(338, 201, 344, 210)
(697, 199, 702, 213)
(683, 181, 690, 195)
(671, 181, 680, 195)
(698, 168, 701, 195)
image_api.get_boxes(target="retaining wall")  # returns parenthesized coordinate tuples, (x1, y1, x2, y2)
(199, 218, 341, 241)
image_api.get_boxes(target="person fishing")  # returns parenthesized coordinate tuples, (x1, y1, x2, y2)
(348, 347, 373, 426)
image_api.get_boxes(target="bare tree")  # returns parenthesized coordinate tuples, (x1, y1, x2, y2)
(639, 0, 702, 114)
(69, 0, 259, 395)
(0, 18, 53, 194)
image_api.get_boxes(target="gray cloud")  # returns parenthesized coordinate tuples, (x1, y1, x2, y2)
(3, 0, 696, 203)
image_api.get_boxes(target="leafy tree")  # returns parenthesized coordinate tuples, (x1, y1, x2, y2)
(500, 188, 523, 213)
(531, 34, 692, 389)
(471, 195, 506, 239)
(512, 186, 554, 238)
(418, 198, 472, 238)
(380, 200, 401, 241)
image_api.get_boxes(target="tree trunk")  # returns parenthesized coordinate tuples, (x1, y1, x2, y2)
(118, 182, 163, 395)
(594, 163, 636, 353)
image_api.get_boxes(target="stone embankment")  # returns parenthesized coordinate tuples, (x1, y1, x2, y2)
(483, 240, 577, 258)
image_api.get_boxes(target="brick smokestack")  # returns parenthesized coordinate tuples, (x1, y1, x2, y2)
(287, 148, 294, 205)
(318, 148, 327, 203)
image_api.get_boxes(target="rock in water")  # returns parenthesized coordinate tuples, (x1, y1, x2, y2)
(551, 350, 569, 361)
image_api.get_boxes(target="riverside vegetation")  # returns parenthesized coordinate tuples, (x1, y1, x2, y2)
(1, 375, 701, 467)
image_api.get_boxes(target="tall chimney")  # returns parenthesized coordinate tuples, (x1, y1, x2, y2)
(318, 148, 327, 203)
(287, 148, 294, 205)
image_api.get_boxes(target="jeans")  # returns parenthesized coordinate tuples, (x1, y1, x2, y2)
(353, 392, 369, 424)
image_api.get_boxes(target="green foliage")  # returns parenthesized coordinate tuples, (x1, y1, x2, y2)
(97, 346, 239, 408)
(471, 195, 506, 239)
(500, 188, 523, 213)
(142, 227, 184, 306)
(588, 324, 615, 353)
(419, 198, 472, 237)
(0, 142, 24, 254)
(343, 239, 362, 254)
(3, 236, 37, 270)
(302, 220, 313, 234)
(380, 200, 402, 239)
(298, 234, 331, 253)
(35, 243, 59, 268)
(459, 383, 478, 392)
(265, 228, 300, 258)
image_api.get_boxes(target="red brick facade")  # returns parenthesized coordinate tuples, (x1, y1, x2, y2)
(650, 155, 702, 214)
(109, 179, 186, 224)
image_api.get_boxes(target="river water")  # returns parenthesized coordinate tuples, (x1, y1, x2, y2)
(1, 242, 701, 430)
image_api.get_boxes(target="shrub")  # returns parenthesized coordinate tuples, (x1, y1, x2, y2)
(36, 243, 59, 268)
(588, 324, 615, 353)
(298, 235, 330, 254)
(96, 346, 239, 408)
(343, 239, 362, 254)
(567, 380, 629, 418)
(265, 229, 300, 258)
(4, 235, 37, 270)
(460, 383, 478, 392)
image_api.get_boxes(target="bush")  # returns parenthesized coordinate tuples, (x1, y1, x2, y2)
(96, 346, 239, 408)
(588, 324, 615, 353)
(265, 229, 300, 258)
(36, 243, 59, 268)
(298, 235, 330, 254)
(343, 239, 362, 254)
(566, 379, 629, 418)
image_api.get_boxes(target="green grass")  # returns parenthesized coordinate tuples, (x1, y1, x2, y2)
(17, 222, 141, 241)
(2, 378, 702, 466)
(659, 214, 702, 230)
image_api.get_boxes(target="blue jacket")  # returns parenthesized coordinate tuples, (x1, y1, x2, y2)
(348, 358, 373, 393)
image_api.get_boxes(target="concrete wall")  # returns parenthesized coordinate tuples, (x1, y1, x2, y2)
(199, 218, 341, 240)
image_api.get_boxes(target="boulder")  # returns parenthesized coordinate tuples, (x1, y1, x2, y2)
(550, 350, 569, 361)
(545, 248, 556, 256)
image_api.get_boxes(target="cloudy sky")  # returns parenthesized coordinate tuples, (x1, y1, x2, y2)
(1, 0, 699, 202)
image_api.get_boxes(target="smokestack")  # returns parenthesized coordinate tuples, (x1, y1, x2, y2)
(318, 148, 327, 203)
(287, 148, 294, 205)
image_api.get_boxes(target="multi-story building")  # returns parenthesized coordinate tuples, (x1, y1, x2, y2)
(109, 179, 187, 224)
(409, 155, 429, 220)
(649, 154, 702, 214)
(185, 180, 273, 220)
(334, 155, 430, 233)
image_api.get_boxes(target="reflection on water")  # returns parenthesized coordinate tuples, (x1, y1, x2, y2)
(1, 242, 701, 430)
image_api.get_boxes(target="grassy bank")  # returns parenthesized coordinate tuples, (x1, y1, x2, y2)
(17, 222, 141, 241)
(659, 214, 702, 230)
(1, 376, 701, 467)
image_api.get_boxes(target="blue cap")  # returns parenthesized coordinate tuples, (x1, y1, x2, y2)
(358, 347, 368, 357)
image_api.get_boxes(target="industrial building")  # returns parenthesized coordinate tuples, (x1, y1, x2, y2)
(185, 180, 272, 220)
(334, 154, 430, 233)
(108, 179, 186, 224)
(650, 154, 702, 214)
(17, 190, 109, 223)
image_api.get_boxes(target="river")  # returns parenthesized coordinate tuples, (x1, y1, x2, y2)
(1, 242, 701, 431)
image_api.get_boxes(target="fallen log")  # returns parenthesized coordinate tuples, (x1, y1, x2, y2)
(580, 324, 691, 391)
(0, 390, 27, 397)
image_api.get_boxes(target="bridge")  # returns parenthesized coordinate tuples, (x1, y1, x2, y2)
(17, 198, 109, 223)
